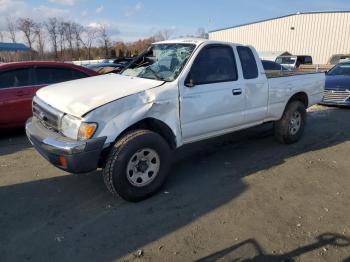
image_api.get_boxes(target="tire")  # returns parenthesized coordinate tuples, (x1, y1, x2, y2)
(102, 129, 172, 202)
(274, 101, 307, 144)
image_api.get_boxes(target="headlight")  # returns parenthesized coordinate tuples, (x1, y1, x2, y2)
(60, 114, 82, 139)
(60, 114, 97, 140)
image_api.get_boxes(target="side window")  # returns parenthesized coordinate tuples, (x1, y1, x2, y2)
(304, 57, 312, 64)
(36, 67, 87, 85)
(190, 45, 238, 85)
(71, 69, 89, 80)
(237, 46, 258, 79)
(0, 68, 32, 89)
(36, 68, 54, 85)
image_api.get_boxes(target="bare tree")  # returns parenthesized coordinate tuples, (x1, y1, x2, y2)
(6, 17, 17, 43)
(63, 22, 74, 56)
(45, 18, 59, 59)
(82, 26, 98, 60)
(97, 23, 111, 58)
(0, 31, 4, 42)
(154, 28, 175, 41)
(58, 21, 67, 58)
(72, 22, 84, 59)
(17, 18, 36, 49)
(34, 23, 45, 57)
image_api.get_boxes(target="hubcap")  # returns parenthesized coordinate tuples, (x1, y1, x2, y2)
(126, 148, 160, 187)
(289, 111, 302, 135)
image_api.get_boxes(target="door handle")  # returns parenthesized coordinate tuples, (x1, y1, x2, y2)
(232, 88, 242, 96)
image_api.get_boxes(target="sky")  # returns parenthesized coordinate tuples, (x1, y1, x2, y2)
(0, 0, 350, 42)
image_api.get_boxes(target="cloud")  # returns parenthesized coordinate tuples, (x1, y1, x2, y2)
(96, 5, 104, 14)
(33, 5, 71, 19)
(48, 0, 78, 6)
(125, 2, 143, 17)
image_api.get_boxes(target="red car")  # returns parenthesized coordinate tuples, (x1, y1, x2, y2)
(0, 61, 98, 129)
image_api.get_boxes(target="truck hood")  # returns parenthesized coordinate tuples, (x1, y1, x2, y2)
(325, 75, 350, 90)
(36, 74, 164, 117)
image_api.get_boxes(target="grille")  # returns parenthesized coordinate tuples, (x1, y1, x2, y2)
(32, 97, 63, 132)
(323, 89, 350, 103)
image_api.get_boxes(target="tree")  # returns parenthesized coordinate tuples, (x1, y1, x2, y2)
(58, 21, 66, 58)
(154, 28, 175, 41)
(97, 23, 112, 58)
(63, 21, 74, 57)
(45, 18, 59, 59)
(6, 16, 17, 43)
(0, 32, 4, 42)
(72, 22, 84, 59)
(34, 23, 45, 57)
(82, 26, 98, 60)
(17, 18, 36, 49)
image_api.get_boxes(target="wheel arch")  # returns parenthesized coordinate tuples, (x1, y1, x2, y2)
(287, 92, 309, 108)
(115, 117, 177, 150)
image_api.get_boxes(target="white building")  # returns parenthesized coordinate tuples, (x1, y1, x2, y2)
(209, 11, 350, 64)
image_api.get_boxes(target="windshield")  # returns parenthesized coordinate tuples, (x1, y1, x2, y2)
(122, 44, 196, 82)
(276, 56, 296, 65)
(327, 63, 350, 76)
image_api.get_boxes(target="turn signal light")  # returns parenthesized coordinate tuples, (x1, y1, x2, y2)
(59, 156, 68, 169)
(78, 123, 97, 140)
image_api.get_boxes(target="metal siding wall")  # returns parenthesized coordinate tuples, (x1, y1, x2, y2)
(209, 13, 350, 64)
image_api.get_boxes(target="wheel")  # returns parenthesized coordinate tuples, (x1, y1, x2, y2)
(274, 101, 307, 144)
(103, 129, 172, 202)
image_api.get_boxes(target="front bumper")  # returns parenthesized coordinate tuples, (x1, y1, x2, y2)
(319, 100, 350, 107)
(26, 117, 106, 174)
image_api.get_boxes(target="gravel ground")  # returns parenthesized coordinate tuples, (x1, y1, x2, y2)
(0, 105, 349, 262)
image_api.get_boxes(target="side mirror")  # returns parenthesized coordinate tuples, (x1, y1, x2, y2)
(185, 73, 195, 88)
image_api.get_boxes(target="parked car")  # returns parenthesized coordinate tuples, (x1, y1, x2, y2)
(262, 60, 289, 71)
(85, 63, 124, 74)
(26, 39, 324, 201)
(275, 55, 313, 70)
(113, 58, 133, 66)
(328, 54, 350, 65)
(0, 61, 98, 129)
(321, 62, 350, 106)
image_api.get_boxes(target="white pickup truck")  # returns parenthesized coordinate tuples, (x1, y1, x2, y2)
(26, 39, 325, 201)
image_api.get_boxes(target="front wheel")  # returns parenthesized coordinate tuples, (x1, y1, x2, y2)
(274, 101, 307, 144)
(102, 130, 172, 202)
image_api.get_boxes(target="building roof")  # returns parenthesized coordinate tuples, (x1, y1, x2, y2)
(209, 11, 350, 33)
(0, 42, 31, 52)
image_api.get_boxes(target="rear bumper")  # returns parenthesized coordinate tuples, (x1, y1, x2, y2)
(26, 117, 106, 174)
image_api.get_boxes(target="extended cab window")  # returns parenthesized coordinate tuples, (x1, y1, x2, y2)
(190, 45, 238, 85)
(237, 46, 258, 79)
(0, 68, 33, 89)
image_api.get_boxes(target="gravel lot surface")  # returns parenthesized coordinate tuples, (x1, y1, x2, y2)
(0, 105, 349, 262)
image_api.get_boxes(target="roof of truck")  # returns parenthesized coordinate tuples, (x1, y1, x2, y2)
(154, 38, 239, 46)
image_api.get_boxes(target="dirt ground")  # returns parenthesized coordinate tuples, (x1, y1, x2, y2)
(0, 105, 349, 262)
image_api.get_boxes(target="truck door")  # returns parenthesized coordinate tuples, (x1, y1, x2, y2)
(179, 44, 246, 142)
(236, 46, 269, 124)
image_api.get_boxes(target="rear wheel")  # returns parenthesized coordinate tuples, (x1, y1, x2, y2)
(102, 129, 172, 202)
(274, 101, 307, 144)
